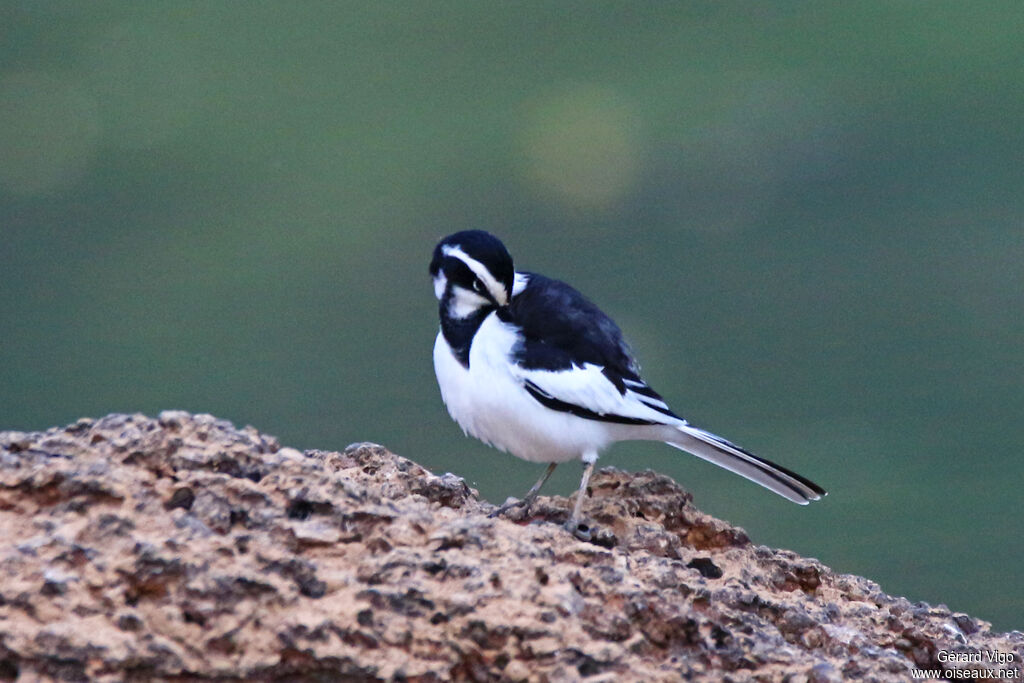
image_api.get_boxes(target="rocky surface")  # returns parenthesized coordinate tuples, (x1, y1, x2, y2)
(0, 413, 1020, 682)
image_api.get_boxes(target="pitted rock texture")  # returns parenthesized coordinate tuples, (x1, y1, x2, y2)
(0, 413, 1020, 682)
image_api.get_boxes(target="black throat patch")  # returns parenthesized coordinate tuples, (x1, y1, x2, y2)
(439, 297, 493, 368)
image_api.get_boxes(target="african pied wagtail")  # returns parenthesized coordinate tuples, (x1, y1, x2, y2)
(430, 230, 825, 539)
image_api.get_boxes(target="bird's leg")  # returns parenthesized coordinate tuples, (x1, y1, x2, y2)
(488, 462, 558, 519)
(565, 455, 597, 541)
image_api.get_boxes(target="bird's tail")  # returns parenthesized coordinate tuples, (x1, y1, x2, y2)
(664, 424, 826, 504)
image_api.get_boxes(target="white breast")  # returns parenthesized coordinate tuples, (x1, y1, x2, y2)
(433, 314, 620, 463)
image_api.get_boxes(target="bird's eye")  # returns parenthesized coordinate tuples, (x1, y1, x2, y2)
(472, 279, 485, 294)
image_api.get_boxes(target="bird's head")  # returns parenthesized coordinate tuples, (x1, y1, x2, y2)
(429, 230, 514, 317)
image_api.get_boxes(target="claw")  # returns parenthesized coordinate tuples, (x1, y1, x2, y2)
(488, 462, 558, 520)
(488, 497, 527, 519)
(565, 519, 592, 542)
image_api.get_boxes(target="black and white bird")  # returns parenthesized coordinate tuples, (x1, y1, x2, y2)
(429, 230, 825, 538)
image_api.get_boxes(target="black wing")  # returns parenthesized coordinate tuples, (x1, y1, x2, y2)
(500, 273, 679, 423)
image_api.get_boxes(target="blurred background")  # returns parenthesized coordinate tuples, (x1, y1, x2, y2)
(2, 3, 1022, 630)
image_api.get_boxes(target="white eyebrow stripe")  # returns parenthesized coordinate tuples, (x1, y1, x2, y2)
(442, 244, 508, 306)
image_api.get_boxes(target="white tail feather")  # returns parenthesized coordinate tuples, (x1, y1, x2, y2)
(665, 424, 826, 505)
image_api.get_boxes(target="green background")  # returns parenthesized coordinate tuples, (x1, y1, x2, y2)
(2, 3, 1022, 630)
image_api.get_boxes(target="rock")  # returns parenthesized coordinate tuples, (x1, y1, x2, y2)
(0, 412, 1020, 681)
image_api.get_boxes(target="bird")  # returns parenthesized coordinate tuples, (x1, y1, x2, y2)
(429, 230, 825, 539)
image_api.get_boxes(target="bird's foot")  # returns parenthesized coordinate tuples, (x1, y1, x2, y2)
(488, 497, 531, 520)
(564, 517, 592, 542)
(563, 517, 616, 546)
